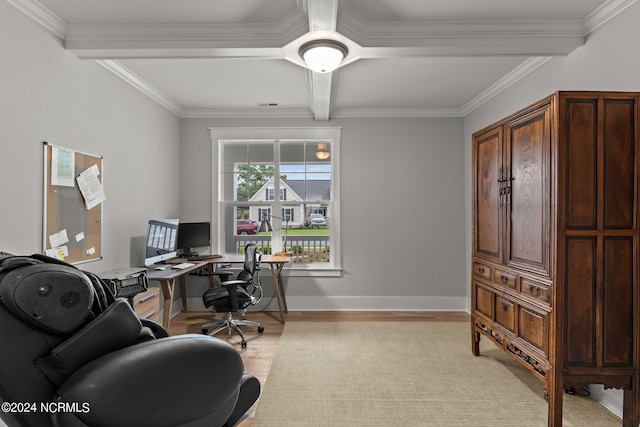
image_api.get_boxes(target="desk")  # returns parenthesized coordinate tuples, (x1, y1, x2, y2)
(146, 261, 207, 329)
(208, 253, 291, 323)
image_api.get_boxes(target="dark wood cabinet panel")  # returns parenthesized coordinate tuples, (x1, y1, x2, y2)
(564, 237, 596, 366)
(472, 91, 640, 427)
(495, 295, 515, 332)
(603, 99, 636, 230)
(603, 237, 634, 367)
(518, 306, 547, 353)
(474, 282, 493, 319)
(506, 105, 550, 275)
(565, 99, 597, 229)
(474, 127, 503, 263)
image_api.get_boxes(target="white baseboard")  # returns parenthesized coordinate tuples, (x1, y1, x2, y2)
(588, 385, 623, 419)
(174, 295, 467, 316)
(267, 296, 467, 311)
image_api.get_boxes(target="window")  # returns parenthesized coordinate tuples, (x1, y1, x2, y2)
(266, 188, 286, 201)
(211, 127, 341, 274)
(282, 207, 294, 222)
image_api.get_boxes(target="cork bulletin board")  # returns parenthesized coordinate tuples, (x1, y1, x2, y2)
(43, 142, 104, 264)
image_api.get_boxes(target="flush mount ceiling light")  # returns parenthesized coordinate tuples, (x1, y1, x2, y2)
(299, 39, 348, 73)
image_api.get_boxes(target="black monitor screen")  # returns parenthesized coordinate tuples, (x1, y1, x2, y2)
(177, 222, 211, 251)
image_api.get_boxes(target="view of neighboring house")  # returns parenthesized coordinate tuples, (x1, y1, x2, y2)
(248, 178, 331, 227)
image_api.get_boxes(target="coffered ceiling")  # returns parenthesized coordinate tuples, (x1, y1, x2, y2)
(9, 0, 637, 120)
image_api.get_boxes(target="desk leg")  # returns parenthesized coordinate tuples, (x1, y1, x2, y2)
(269, 263, 287, 323)
(159, 279, 175, 330)
(180, 275, 188, 312)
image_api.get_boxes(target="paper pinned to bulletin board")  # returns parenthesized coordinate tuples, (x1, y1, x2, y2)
(43, 142, 104, 264)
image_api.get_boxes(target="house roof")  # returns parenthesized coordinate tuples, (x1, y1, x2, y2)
(284, 180, 330, 201)
(249, 178, 331, 202)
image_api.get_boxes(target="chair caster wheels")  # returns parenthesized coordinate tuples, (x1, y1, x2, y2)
(241, 341, 247, 348)
(201, 328, 208, 334)
(258, 326, 265, 333)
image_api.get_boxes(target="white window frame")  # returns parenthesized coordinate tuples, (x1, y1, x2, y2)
(210, 127, 342, 276)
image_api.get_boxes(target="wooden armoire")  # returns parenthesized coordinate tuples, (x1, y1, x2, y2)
(471, 91, 640, 426)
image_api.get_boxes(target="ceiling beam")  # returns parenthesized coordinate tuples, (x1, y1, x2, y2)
(299, 0, 340, 120)
(307, 71, 334, 121)
(64, 19, 586, 59)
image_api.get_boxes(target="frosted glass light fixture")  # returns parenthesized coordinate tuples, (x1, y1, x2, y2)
(299, 39, 348, 73)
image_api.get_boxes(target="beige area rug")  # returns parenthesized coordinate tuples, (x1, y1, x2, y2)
(252, 322, 621, 426)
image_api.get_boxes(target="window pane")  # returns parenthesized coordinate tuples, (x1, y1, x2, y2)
(222, 204, 271, 255)
(279, 141, 331, 264)
(221, 142, 274, 202)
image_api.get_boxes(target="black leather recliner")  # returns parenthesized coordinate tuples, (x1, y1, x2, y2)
(0, 253, 260, 427)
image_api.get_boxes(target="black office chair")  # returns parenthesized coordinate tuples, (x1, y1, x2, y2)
(0, 253, 260, 427)
(201, 244, 264, 348)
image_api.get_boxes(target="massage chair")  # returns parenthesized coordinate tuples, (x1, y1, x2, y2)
(0, 253, 260, 427)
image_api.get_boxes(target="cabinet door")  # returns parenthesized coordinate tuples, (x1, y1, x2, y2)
(504, 101, 552, 278)
(473, 126, 503, 264)
(561, 94, 639, 369)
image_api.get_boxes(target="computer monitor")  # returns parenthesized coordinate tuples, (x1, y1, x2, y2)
(144, 219, 179, 266)
(177, 222, 211, 256)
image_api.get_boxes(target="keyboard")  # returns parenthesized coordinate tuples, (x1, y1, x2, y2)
(171, 262, 196, 269)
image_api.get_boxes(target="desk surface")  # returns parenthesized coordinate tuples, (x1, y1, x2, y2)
(146, 260, 207, 280)
(171, 254, 293, 264)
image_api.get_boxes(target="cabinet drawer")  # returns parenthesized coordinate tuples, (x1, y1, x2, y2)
(474, 282, 494, 319)
(493, 268, 517, 290)
(520, 277, 550, 305)
(133, 287, 160, 322)
(518, 306, 548, 353)
(473, 262, 492, 281)
(495, 295, 515, 332)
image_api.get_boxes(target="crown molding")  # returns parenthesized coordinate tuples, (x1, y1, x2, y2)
(583, 0, 638, 34)
(460, 56, 553, 116)
(181, 108, 313, 119)
(6, 0, 66, 39)
(331, 108, 463, 118)
(96, 60, 184, 116)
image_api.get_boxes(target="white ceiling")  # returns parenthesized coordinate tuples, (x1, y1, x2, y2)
(10, 0, 637, 120)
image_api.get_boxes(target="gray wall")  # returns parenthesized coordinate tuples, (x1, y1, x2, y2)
(180, 117, 467, 311)
(462, 1, 640, 417)
(2, 0, 638, 417)
(0, 0, 182, 275)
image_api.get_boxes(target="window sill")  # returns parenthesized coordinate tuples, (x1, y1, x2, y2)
(282, 267, 342, 278)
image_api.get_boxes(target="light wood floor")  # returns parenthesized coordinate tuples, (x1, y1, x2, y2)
(167, 310, 469, 426)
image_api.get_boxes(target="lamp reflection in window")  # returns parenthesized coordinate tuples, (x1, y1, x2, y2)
(315, 143, 330, 160)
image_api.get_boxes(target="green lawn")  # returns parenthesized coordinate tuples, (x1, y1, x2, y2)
(259, 227, 329, 236)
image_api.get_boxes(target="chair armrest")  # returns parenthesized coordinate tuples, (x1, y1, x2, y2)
(53, 335, 245, 427)
(219, 279, 248, 287)
(35, 299, 142, 387)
